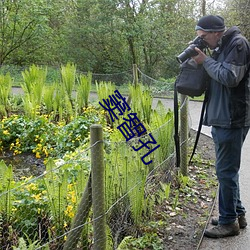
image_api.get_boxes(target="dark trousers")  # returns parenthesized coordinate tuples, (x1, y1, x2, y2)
(211, 126, 249, 225)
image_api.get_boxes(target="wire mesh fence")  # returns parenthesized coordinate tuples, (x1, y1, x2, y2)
(0, 65, 190, 249)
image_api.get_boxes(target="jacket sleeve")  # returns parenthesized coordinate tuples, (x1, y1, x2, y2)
(203, 37, 250, 87)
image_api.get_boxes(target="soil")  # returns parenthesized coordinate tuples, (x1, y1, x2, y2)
(0, 152, 45, 180)
(158, 130, 217, 250)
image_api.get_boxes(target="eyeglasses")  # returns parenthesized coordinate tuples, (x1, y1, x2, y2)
(198, 32, 214, 40)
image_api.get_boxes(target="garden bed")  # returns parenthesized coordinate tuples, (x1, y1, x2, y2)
(160, 130, 217, 250)
(0, 129, 217, 250)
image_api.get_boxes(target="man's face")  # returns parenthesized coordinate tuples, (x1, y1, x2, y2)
(196, 30, 222, 49)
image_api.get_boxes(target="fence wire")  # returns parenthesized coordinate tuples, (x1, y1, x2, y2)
(0, 67, 191, 249)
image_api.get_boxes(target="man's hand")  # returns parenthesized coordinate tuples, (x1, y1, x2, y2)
(192, 47, 207, 64)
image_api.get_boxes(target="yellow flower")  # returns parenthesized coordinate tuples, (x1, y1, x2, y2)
(26, 183, 37, 191)
(36, 152, 41, 159)
(71, 195, 76, 204)
(3, 130, 9, 135)
(65, 205, 74, 218)
(32, 193, 42, 201)
(14, 149, 21, 155)
(12, 207, 17, 212)
(43, 147, 49, 157)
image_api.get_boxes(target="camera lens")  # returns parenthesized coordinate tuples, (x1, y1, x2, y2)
(176, 44, 198, 63)
(176, 36, 208, 63)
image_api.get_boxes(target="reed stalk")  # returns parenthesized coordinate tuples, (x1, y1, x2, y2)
(76, 72, 92, 112)
(21, 65, 47, 118)
(61, 63, 76, 102)
(0, 73, 12, 116)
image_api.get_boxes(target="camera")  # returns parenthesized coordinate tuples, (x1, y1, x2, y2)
(176, 36, 208, 64)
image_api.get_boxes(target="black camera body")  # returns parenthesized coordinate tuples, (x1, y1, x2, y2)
(176, 36, 208, 63)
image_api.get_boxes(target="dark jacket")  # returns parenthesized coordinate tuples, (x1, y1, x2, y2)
(203, 26, 250, 128)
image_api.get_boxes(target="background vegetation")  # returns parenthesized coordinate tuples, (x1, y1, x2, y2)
(0, 0, 237, 248)
(0, 0, 249, 81)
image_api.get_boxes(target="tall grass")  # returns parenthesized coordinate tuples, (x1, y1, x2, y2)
(96, 81, 116, 101)
(129, 83, 152, 124)
(61, 63, 76, 102)
(0, 161, 14, 222)
(76, 72, 92, 112)
(149, 100, 175, 163)
(21, 65, 47, 118)
(105, 133, 148, 226)
(0, 73, 12, 116)
(43, 84, 56, 114)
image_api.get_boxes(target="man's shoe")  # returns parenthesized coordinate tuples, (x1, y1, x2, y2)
(204, 222, 240, 238)
(211, 214, 247, 229)
(238, 215, 248, 228)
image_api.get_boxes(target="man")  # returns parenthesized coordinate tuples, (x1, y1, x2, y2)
(192, 15, 250, 238)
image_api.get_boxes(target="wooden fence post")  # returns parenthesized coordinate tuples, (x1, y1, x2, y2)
(133, 64, 138, 86)
(91, 124, 106, 250)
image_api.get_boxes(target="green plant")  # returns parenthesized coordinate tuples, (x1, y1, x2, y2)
(43, 84, 56, 114)
(96, 81, 116, 101)
(0, 161, 15, 222)
(178, 173, 191, 189)
(117, 233, 163, 250)
(0, 115, 57, 157)
(76, 72, 92, 110)
(127, 157, 147, 225)
(0, 84, 180, 248)
(129, 83, 153, 123)
(172, 190, 180, 210)
(43, 159, 67, 215)
(158, 182, 171, 203)
(12, 176, 49, 241)
(0, 108, 102, 158)
(51, 81, 74, 122)
(96, 81, 117, 127)
(52, 83, 66, 121)
(105, 131, 151, 249)
(13, 233, 49, 250)
(60, 62, 76, 102)
(149, 100, 174, 163)
(42, 156, 92, 248)
(0, 73, 12, 117)
(13, 238, 38, 250)
(21, 65, 47, 118)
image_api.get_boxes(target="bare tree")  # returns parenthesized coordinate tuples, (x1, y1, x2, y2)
(0, 0, 48, 65)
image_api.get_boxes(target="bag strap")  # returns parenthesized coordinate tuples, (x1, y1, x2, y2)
(174, 80, 180, 168)
(174, 80, 208, 168)
(189, 91, 208, 164)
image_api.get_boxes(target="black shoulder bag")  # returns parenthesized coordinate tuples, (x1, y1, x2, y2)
(175, 58, 208, 97)
(174, 58, 210, 168)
